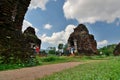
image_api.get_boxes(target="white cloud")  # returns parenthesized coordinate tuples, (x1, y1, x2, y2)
(97, 40, 108, 48)
(22, 20, 39, 33)
(40, 24, 76, 46)
(29, 0, 49, 10)
(44, 24, 52, 30)
(63, 0, 120, 24)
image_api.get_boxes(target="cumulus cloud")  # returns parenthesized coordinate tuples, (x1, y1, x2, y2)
(44, 24, 52, 30)
(22, 20, 39, 33)
(97, 40, 108, 48)
(29, 0, 49, 10)
(63, 0, 120, 23)
(40, 24, 76, 46)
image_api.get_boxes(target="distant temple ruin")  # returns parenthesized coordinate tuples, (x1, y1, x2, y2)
(68, 24, 97, 55)
(113, 43, 120, 56)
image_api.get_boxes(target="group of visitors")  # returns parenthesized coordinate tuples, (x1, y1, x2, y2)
(32, 44, 75, 56)
(66, 46, 75, 56)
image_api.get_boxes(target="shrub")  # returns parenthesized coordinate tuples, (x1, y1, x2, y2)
(41, 56, 57, 62)
(49, 50, 56, 54)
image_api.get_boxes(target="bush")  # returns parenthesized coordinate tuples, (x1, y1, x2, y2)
(25, 57, 38, 67)
(49, 50, 56, 54)
(41, 56, 57, 62)
(98, 44, 116, 56)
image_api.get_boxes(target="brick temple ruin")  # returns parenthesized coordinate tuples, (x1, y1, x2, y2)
(68, 24, 98, 55)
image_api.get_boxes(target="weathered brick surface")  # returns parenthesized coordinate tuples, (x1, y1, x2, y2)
(68, 24, 97, 55)
(0, 0, 41, 63)
(113, 43, 120, 56)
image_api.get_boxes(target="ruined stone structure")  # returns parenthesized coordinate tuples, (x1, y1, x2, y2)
(68, 24, 97, 55)
(23, 27, 41, 48)
(0, 0, 31, 30)
(113, 43, 120, 56)
(0, 0, 41, 63)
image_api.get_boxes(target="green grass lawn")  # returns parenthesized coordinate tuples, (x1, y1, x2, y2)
(39, 56, 120, 80)
(0, 55, 116, 71)
(36, 55, 110, 65)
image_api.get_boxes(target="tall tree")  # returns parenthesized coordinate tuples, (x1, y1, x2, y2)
(58, 43, 63, 50)
(58, 43, 64, 55)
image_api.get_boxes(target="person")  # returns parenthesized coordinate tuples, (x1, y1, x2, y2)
(35, 45, 40, 55)
(70, 46, 75, 56)
(33, 45, 36, 54)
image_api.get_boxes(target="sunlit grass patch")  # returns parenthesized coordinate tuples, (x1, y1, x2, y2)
(39, 57, 120, 80)
(0, 55, 117, 71)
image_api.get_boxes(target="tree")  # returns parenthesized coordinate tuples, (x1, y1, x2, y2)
(98, 44, 116, 56)
(63, 44, 70, 56)
(47, 47, 56, 54)
(58, 43, 64, 56)
(58, 43, 63, 49)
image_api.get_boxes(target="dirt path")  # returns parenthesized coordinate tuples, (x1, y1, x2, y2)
(0, 60, 104, 80)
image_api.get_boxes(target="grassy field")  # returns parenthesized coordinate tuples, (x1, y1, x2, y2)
(0, 55, 109, 71)
(39, 56, 120, 80)
(36, 55, 111, 65)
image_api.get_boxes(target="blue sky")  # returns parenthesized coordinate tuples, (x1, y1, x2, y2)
(22, 0, 120, 49)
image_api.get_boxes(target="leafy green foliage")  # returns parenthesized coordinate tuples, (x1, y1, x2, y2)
(37, 56, 68, 64)
(49, 50, 56, 54)
(0, 55, 113, 71)
(0, 57, 39, 71)
(0, 64, 24, 71)
(41, 56, 57, 62)
(58, 43, 64, 55)
(98, 44, 116, 56)
(58, 43, 63, 49)
(47, 47, 56, 54)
